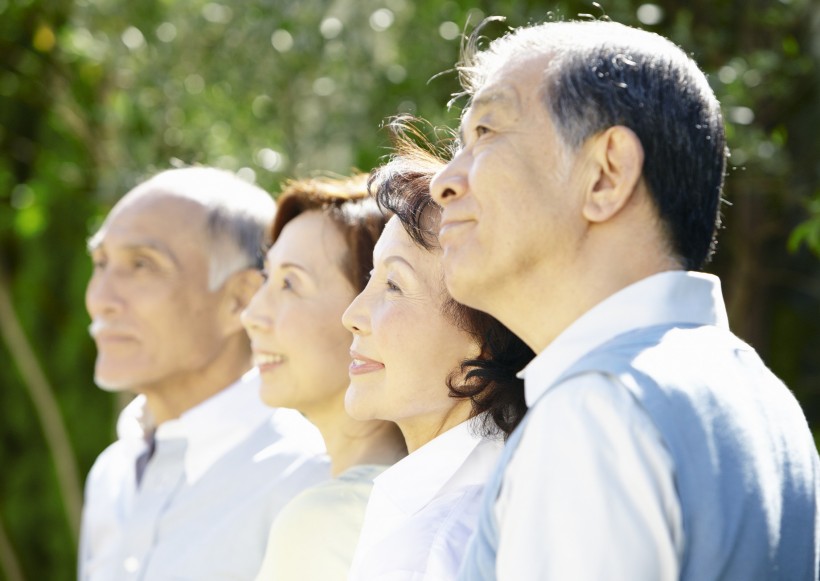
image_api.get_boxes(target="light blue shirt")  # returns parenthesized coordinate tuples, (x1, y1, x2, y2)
(459, 271, 820, 580)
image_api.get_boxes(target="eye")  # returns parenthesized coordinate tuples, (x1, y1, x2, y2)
(132, 255, 155, 270)
(259, 269, 269, 281)
(386, 279, 401, 293)
(476, 125, 491, 138)
(280, 276, 294, 291)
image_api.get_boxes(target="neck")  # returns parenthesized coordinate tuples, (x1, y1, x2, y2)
(398, 399, 473, 453)
(305, 392, 407, 477)
(489, 231, 682, 354)
(140, 334, 252, 425)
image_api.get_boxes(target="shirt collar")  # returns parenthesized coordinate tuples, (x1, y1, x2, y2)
(519, 271, 729, 406)
(116, 368, 273, 483)
(374, 417, 490, 515)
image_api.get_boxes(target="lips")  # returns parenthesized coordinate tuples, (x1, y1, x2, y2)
(253, 352, 285, 372)
(348, 349, 385, 375)
(438, 217, 474, 245)
(88, 321, 137, 344)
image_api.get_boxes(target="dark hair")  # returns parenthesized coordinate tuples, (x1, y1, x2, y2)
(272, 174, 388, 293)
(369, 125, 533, 438)
(458, 20, 727, 270)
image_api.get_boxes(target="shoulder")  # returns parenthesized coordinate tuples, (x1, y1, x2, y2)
(244, 408, 327, 465)
(198, 410, 330, 493)
(260, 407, 327, 455)
(277, 476, 373, 529)
(528, 372, 646, 427)
(516, 373, 667, 467)
(266, 474, 376, 563)
(84, 439, 133, 496)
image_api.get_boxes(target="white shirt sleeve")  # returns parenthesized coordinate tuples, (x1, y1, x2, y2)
(495, 372, 683, 580)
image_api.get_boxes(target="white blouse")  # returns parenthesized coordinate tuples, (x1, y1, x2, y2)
(348, 418, 503, 580)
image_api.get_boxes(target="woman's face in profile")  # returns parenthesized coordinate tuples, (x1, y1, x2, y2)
(242, 210, 357, 416)
(342, 216, 479, 447)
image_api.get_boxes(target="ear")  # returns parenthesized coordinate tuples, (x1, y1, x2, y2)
(218, 268, 265, 335)
(582, 126, 645, 223)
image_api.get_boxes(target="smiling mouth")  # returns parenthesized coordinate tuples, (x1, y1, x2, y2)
(253, 353, 285, 369)
(348, 353, 385, 375)
(347, 349, 384, 376)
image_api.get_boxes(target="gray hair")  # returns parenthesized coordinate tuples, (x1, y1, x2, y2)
(456, 19, 727, 270)
(137, 167, 275, 290)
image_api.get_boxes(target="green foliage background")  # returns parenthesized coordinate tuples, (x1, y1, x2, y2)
(1, 0, 818, 578)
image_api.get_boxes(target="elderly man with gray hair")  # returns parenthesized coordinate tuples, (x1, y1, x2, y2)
(431, 19, 819, 581)
(79, 167, 329, 581)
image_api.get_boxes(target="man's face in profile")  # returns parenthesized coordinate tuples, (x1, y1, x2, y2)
(430, 54, 579, 316)
(85, 191, 228, 393)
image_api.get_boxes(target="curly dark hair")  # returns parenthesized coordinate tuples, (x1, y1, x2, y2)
(368, 120, 533, 438)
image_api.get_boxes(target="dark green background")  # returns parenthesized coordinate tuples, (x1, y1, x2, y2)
(1, 0, 818, 578)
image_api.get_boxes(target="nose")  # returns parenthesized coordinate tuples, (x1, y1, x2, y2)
(240, 288, 271, 334)
(430, 153, 468, 207)
(85, 267, 124, 320)
(341, 290, 370, 335)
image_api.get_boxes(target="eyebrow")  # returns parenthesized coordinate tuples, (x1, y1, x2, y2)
(275, 261, 315, 278)
(471, 88, 515, 110)
(87, 238, 181, 269)
(383, 254, 415, 272)
(458, 88, 516, 144)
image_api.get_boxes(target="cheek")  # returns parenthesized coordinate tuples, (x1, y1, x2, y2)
(419, 319, 479, 376)
(370, 304, 412, 359)
(277, 302, 351, 361)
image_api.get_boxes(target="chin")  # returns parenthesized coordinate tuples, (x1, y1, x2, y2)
(259, 386, 284, 408)
(94, 373, 138, 393)
(93, 359, 153, 393)
(443, 270, 483, 311)
(343, 390, 375, 422)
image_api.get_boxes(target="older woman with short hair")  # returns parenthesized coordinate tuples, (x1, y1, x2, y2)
(343, 141, 534, 580)
(242, 174, 407, 581)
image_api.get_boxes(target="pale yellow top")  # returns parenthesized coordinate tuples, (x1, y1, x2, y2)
(254, 464, 386, 581)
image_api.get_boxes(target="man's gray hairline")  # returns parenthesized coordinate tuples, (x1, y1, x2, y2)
(204, 204, 268, 292)
(455, 47, 581, 163)
(86, 167, 273, 292)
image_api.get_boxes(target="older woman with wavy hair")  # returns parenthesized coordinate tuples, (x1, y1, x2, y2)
(343, 139, 534, 580)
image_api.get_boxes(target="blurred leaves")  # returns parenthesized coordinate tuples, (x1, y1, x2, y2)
(1, 0, 819, 579)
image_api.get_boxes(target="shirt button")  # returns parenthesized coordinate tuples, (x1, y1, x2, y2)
(124, 556, 140, 573)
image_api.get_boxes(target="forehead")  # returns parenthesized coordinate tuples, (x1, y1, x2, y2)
(267, 210, 346, 267)
(463, 54, 551, 124)
(376, 217, 444, 283)
(374, 217, 416, 256)
(92, 191, 209, 255)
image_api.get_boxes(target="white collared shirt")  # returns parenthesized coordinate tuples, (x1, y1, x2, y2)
(117, 368, 276, 485)
(79, 369, 330, 581)
(349, 418, 503, 580)
(496, 271, 728, 580)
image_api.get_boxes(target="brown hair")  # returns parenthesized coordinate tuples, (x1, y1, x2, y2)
(271, 174, 388, 293)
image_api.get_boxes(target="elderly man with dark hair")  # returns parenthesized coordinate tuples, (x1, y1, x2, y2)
(430, 20, 819, 580)
(79, 167, 329, 581)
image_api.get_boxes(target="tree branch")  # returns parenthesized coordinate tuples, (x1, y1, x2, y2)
(0, 267, 82, 545)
